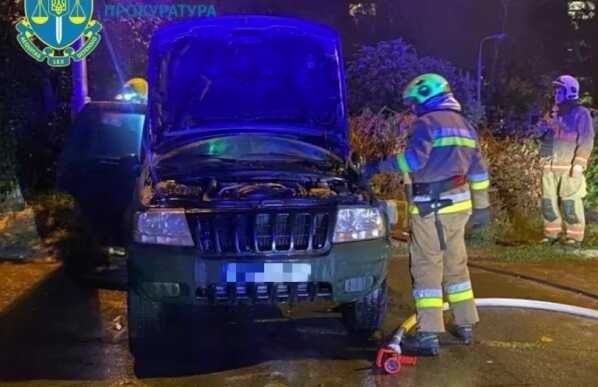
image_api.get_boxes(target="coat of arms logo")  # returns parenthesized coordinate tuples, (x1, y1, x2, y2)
(16, 0, 102, 67)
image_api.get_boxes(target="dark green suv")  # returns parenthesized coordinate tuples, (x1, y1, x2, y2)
(127, 16, 393, 357)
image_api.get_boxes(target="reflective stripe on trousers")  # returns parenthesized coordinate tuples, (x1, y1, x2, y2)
(446, 280, 475, 303)
(410, 211, 479, 332)
(413, 288, 443, 309)
(542, 170, 586, 241)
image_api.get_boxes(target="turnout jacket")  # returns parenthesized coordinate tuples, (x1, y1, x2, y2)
(379, 102, 490, 215)
(538, 101, 594, 172)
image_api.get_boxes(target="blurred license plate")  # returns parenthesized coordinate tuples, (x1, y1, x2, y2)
(222, 263, 311, 283)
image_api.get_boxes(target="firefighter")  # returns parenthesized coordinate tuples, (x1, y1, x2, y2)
(539, 75, 594, 249)
(363, 73, 490, 356)
(115, 78, 148, 103)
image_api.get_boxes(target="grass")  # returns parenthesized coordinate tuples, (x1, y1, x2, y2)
(466, 217, 598, 262)
(468, 243, 584, 262)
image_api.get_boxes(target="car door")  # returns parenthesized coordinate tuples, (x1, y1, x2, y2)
(58, 102, 145, 245)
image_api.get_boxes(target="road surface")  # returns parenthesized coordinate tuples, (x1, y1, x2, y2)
(0, 256, 597, 386)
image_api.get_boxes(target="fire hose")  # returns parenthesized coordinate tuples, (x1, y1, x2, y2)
(375, 297, 598, 375)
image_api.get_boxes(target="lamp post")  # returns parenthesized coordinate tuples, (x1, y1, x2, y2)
(477, 32, 507, 106)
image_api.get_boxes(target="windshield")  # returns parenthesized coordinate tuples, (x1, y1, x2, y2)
(158, 31, 342, 133)
(157, 134, 340, 166)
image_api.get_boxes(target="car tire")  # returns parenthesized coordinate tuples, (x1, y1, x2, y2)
(127, 288, 192, 359)
(341, 280, 388, 336)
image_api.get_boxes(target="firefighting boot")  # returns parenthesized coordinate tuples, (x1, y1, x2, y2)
(454, 324, 474, 345)
(400, 331, 440, 357)
(561, 239, 581, 252)
(540, 237, 558, 245)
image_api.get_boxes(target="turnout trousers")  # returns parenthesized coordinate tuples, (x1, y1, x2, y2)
(409, 210, 479, 332)
(542, 170, 587, 242)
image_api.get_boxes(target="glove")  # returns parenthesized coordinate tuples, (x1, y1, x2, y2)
(570, 164, 584, 178)
(468, 208, 490, 229)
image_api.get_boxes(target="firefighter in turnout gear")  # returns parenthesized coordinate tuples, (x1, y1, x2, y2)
(538, 75, 594, 249)
(363, 73, 490, 356)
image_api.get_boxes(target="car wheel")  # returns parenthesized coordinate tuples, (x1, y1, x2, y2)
(127, 288, 191, 359)
(341, 280, 388, 336)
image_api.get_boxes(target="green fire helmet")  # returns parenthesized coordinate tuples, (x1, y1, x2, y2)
(402, 73, 451, 105)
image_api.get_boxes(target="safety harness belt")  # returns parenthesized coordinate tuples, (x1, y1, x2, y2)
(412, 175, 467, 250)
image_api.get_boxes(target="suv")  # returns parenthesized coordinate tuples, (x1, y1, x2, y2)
(128, 16, 392, 356)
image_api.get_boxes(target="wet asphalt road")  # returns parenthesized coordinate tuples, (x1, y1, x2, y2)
(0, 257, 597, 386)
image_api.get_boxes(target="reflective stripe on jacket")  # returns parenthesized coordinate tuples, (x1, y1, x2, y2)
(409, 185, 473, 215)
(539, 102, 594, 170)
(380, 109, 490, 212)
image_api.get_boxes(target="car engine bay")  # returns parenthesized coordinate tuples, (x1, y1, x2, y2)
(151, 175, 363, 205)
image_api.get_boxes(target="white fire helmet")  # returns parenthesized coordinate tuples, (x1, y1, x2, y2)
(553, 75, 580, 104)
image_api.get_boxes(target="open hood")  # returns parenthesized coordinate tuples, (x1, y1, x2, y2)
(146, 16, 349, 159)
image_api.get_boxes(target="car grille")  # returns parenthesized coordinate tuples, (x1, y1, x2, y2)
(196, 282, 333, 305)
(187, 209, 333, 256)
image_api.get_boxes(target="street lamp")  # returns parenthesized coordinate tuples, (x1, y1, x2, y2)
(477, 32, 507, 106)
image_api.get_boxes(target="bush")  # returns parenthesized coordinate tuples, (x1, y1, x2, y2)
(481, 135, 542, 217)
(349, 108, 411, 199)
(480, 134, 544, 241)
(585, 112, 598, 209)
(347, 38, 482, 124)
(585, 156, 598, 209)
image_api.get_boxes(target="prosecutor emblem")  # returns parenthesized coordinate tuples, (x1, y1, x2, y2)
(16, 0, 102, 67)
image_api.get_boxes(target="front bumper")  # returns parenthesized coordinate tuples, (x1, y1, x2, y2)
(128, 239, 390, 305)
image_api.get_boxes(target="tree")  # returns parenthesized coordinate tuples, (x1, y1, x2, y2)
(0, 0, 72, 199)
(346, 38, 481, 123)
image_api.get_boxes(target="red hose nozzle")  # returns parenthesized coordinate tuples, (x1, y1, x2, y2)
(375, 347, 417, 375)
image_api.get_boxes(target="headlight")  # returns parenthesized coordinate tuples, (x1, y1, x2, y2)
(134, 209, 194, 246)
(333, 207, 386, 243)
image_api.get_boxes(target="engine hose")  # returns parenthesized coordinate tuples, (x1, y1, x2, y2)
(388, 297, 598, 353)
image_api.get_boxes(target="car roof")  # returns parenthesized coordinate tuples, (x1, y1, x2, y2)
(82, 101, 146, 114)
